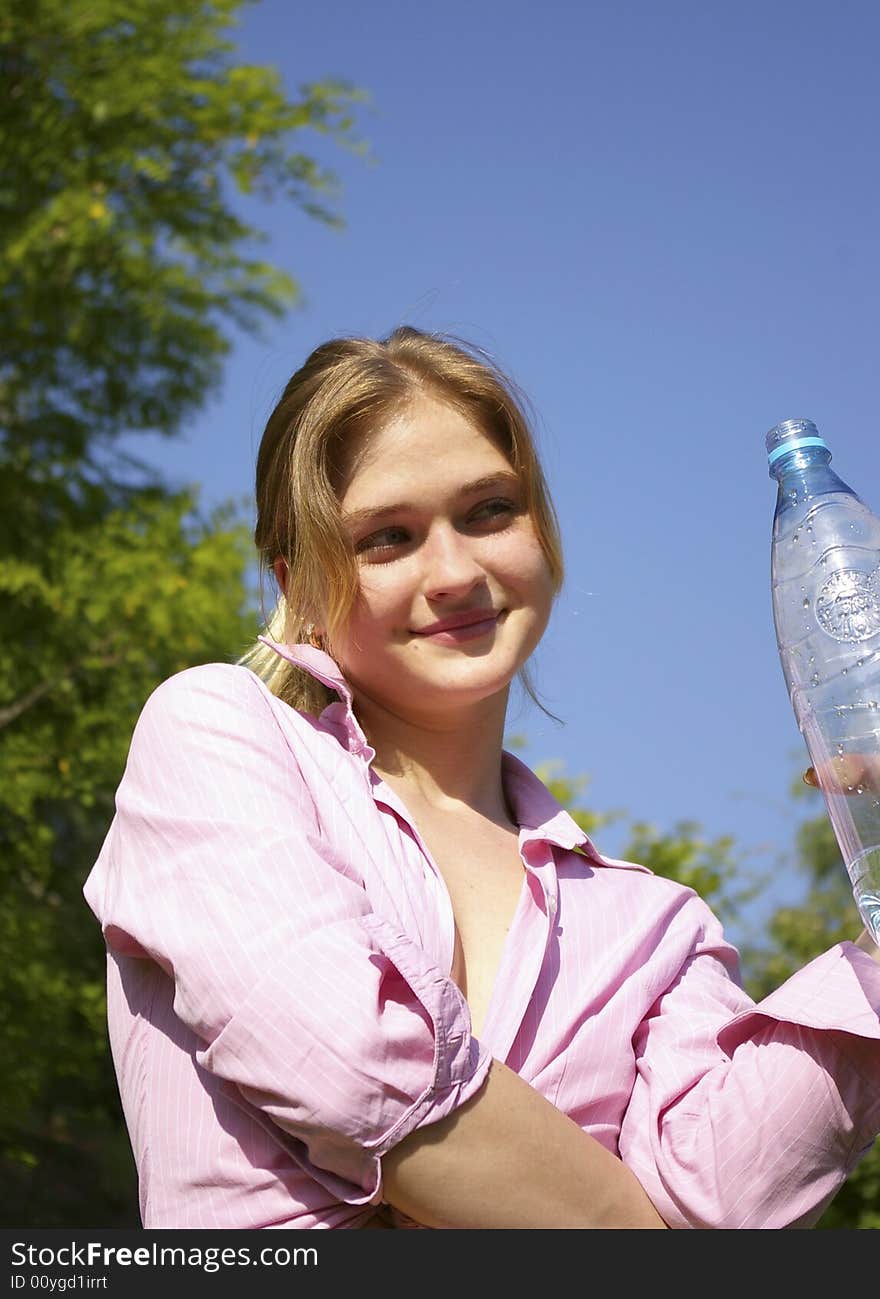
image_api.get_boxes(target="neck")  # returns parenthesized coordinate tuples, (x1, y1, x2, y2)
(354, 688, 514, 827)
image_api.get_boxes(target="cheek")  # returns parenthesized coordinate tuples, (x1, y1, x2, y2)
(509, 536, 555, 598)
(345, 572, 407, 636)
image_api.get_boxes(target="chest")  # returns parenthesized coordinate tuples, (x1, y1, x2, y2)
(409, 809, 527, 1039)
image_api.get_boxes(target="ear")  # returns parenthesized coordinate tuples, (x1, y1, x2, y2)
(273, 556, 289, 597)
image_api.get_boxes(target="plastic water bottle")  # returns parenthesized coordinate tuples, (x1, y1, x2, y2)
(767, 418, 880, 942)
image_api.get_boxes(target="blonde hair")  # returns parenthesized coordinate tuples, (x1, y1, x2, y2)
(241, 325, 564, 715)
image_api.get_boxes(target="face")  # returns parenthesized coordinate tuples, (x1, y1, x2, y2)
(327, 395, 555, 728)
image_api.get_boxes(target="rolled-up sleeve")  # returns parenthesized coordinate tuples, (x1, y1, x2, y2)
(618, 894, 880, 1229)
(83, 664, 491, 1205)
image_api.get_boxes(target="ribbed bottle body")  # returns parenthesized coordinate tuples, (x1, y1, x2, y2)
(769, 422, 880, 941)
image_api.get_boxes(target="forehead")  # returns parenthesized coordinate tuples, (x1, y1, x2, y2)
(339, 397, 512, 507)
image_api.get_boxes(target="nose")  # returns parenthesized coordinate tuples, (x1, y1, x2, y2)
(420, 522, 485, 601)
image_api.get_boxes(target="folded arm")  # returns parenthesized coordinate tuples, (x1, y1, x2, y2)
(86, 664, 664, 1228)
(618, 894, 880, 1229)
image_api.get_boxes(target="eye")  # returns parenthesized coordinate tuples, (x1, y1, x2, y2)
(354, 526, 411, 560)
(469, 497, 519, 526)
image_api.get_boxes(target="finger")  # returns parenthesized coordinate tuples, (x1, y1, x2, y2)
(805, 755, 880, 794)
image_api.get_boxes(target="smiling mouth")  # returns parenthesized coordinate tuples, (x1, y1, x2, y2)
(413, 610, 501, 640)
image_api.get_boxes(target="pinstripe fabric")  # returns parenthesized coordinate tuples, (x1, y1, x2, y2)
(84, 641, 880, 1229)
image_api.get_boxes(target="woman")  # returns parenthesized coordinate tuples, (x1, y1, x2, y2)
(84, 327, 880, 1229)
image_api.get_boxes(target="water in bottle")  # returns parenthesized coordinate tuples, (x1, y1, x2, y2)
(767, 418, 880, 943)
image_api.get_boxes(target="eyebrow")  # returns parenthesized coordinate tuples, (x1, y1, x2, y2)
(341, 472, 521, 531)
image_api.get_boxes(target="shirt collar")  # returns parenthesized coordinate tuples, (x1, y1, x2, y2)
(258, 636, 608, 861)
(257, 636, 375, 761)
(501, 750, 609, 861)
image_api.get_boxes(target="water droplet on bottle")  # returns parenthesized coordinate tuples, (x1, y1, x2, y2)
(837, 743, 845, 755)
(842, 667, 848, 675)
(803, 598, 810, 608)
(857, 659, 864, 668)
(811, 673, 820, 686)
(856, 784, 866, 795)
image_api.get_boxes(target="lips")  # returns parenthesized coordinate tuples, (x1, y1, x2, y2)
(414, 609, 499, 635)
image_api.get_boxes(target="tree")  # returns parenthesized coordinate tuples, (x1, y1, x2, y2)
(0, 491, 257, 1223)
(0, 0, 367, 1225)
(0, 0, 365, 533)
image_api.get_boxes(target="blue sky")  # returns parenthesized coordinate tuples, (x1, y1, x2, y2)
(132, 0, 880, 943)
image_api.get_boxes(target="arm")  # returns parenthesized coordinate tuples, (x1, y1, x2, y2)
(85, 664, 489, 1204)
(383, 1059, 667, 1229)
(86, 663, 665, 1227)
(617, 892, 880, 1229)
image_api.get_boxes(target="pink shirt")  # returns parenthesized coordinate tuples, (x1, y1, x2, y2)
(83, 639, 880, 1230)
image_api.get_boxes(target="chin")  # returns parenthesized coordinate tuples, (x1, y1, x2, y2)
(412, 652, 523, 699)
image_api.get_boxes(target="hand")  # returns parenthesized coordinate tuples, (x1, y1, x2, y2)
(803, 754, 880, 796)
(803, 765, 880, 958)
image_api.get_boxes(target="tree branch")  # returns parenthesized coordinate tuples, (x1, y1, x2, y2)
(0, 651, 124, 730)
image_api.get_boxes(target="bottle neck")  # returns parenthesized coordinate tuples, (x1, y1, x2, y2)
(769, 444, 858, 508)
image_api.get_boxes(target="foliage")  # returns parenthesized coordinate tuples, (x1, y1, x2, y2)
(0, 489, 256, 1224)
(0, 0, 367, 1225)
(0, 0, 365, 527)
